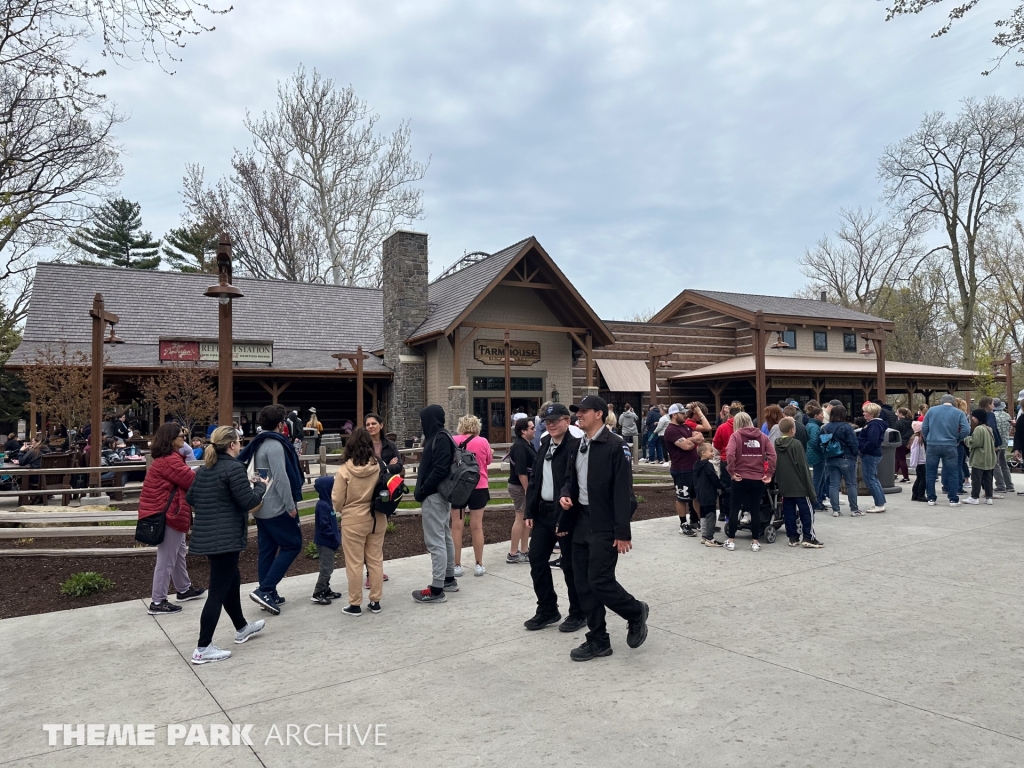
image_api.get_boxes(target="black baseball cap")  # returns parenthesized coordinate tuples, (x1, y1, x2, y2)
(541, 403, 571, 420)
(570, 395, 608, 414)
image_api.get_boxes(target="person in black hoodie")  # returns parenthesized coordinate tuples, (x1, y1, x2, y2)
(411, 404, 457, 603)
(692, 443, 725, 546)
(523, 403, 587, 633)
(559, 395, 648, 662)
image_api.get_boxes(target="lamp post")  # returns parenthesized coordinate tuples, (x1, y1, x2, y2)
(332, 346, 369, 425)
(89, 293, 120, 496)
(992, 353, 1015, 407)
(204, 235, 243, 429)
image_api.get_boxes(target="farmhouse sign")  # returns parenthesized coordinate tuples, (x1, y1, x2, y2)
(473, 339, 541, 367)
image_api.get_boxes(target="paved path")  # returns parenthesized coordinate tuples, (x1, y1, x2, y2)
(2, 491, 1022, 767)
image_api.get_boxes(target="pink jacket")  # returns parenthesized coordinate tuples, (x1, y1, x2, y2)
(725, 426, 777, 482)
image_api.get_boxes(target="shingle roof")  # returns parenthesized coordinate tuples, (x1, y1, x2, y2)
(409, 238, 532, 340)
(688, 290, 888, 324)
(9, 263, 389, 372)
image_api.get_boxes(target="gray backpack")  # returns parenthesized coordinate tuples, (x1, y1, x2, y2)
(437, 433, 481, 508)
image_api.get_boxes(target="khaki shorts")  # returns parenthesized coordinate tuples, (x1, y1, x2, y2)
(508, 482, 527, 513)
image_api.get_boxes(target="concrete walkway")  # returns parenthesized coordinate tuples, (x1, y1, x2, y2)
(2, 491, 1023, 767)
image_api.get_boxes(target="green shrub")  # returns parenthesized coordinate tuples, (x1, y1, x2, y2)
(385, 520, 397, 534)
(303, 541, 319, 559)
(635, 495, 645, 505)
(60, 572, 114, 598)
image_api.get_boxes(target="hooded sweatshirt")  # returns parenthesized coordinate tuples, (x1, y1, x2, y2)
(963, 423, 996, 471)
(725, 426, 777, 481)
(773, 435, 816, 502)
(313, 476, 340, 549)
(332, 459, 382, 520)
(712, 417, 734, 453)
(415, 404, 454, 501)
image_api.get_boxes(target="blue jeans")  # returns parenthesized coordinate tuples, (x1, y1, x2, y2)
(810, 461, 827, 509)
(925, 443, 960, 503)
(826, 456, 859, 512)
(255, 512, 303, 593)
(860, 453, 886, 507)
(647, 432, 664, 462)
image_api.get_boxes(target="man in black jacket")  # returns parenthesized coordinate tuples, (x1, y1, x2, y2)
(523, 404, 587, 633)
(412, 404, 457, 603)
(559, 395, 649, 661)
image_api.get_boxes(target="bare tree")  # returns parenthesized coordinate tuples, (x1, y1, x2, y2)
(20, 343, 117, 432)
(979, 219, 1024, 362)
(799, 207, 929, 317)
(619, 306, 658, 323)
(136, 364, 217, 438)
(885, 1, 1024, 75)
(186, 66, 427, 286)
(879, 96, 1024, 368)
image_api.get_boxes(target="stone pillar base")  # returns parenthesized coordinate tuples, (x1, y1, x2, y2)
(447, 386, 468, 432)
(581, 386, 599, 399)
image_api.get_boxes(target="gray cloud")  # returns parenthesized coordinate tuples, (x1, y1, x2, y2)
(85, 0, 1017, 318)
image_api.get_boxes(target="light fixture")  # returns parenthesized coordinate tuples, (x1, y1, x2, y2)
(770, 331, 790, 349)
(551, 386, 560, 403)
(859, 338, 873, 355)
(204, 245, 244, 304)
(103, 324, 124, 344)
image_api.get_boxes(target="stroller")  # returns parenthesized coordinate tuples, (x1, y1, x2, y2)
(731, 480, 783, 543)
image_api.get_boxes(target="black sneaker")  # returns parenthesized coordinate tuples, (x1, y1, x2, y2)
(271, 594, 285, 605)
(801, 538, 825, 548)
(549, 557, 562, 568)
(443, 578, 460, 593)
(559, 615, 588, 633)
(175, 586, 206, 602)
(148, 601, 182, 615)
(679, 522, 697, 537)
(524, 612, 561, 631)
(325, 591, 342, 600)
(368, 601, 382, 614)
(249, 589, 280, 615)
(626, 601, 649, 648)
(310, 592, 332, 605)
(412, 587, 447, 603)
(341, 604, 362, 617)
(788, 538, 800, 547)
(570, 640, 613, 662)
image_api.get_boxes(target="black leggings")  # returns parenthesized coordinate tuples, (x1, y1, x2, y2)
(198, 551, 247, 648)
(727, 478, 766, 540)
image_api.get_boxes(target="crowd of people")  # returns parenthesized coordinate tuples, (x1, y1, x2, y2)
(135, 389, 1020, 665)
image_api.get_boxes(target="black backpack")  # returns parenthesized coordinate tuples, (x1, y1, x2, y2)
(373, 460, 407, 518)
(437, 433, 481, 509)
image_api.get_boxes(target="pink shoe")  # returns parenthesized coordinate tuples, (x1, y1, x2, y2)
(365, 574, 390, 589)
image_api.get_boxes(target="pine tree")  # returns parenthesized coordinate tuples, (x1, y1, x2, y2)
(69, 198, 161, 269)
(162, 219, 219, 273)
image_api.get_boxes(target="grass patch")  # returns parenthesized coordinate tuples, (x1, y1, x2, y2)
(386, 520, 397, 533)
(60, 572, 114, 598)
(303, 541, 319, 559)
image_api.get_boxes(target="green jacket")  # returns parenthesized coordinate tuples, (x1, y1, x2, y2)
(964, 424, 996, 471)
(773, 435, 816, 502)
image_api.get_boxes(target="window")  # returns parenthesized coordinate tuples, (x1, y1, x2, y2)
(782, 330, 796, 349)
(813, 331, 828, 351)
(843, 333, 857, 353)
(472, 377, 544, 392)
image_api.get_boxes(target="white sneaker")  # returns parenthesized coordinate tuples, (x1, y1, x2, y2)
(927, 500, 936, 506)
(992, 494, 1005, 499)
(474, 564, 486, 577)
(832, 510, 841, 517)
(234, 620, 265, 644)
(751, 541, 761, 552)
(453, 565, 464, 577)
(866, 506, 886, 513)
(191, 645, 231, 664)
(963, 497, 979, 505)
(949, 500, 961, 507)
(725, 540, 735, 551)
(661, 461, 671, 467)
(985, 498, 993, 505)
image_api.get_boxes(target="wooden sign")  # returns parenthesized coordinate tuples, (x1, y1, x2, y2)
(473, 339, 541, 366)
(769, 378, 812, 389)
(159, 340, 201, 362)
(824, 378, 861, 388)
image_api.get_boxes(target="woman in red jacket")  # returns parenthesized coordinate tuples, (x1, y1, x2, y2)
(141, 422, 204, 615)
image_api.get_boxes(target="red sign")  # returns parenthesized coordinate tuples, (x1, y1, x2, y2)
(159, 340, 200, 362)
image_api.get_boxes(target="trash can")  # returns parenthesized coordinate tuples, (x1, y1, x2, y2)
(303, 427, 320, 455)
(855, 427, 902, 495)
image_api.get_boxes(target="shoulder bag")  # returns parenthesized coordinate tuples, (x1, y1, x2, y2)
(135, 486, 178, 546)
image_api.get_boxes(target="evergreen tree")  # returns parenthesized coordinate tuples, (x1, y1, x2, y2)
(69, 198, 161, 269)
(162, 219, 220, 273)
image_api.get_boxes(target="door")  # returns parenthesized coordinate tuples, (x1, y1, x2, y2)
(488, 400, 507, 444)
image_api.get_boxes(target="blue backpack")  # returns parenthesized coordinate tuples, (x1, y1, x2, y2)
(820, 431, 844, 458)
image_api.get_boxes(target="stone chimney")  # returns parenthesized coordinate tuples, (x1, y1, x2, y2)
(382, 230, 429, 442)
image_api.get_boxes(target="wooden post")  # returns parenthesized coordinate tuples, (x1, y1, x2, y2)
(752, 312, 767, 427)
(355, 345, 364, 425)
(585, 332, 593, 389)
(647, 345, 671, 410)
(28, 400, 36, 440)
(992, 352, 1014, 407)
(504, 330, 512, 444)
(451, 327, 460, 387)
(319, 445, 327, 477)
(874, 327, 886, 401)
(89, 294, 119, 486)
(204, 235, 242, 429)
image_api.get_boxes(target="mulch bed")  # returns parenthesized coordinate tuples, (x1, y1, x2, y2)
(0, 488, 678, 620)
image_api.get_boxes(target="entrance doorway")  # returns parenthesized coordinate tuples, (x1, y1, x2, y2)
(480, 397, 541, 443)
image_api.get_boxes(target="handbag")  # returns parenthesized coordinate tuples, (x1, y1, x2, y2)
(135, 486, 177, 546)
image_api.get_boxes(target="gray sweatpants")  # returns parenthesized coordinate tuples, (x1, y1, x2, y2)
(421, 492, 455, 588)
(314, 544, 336, 594)
(151, 526, 191, 603)
(995, 451, 1015, 492)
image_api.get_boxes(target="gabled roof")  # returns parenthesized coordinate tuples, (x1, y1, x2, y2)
(408, 236, 614, 347)
(652, 289, 894, 328)
(9, 263, 390, 373)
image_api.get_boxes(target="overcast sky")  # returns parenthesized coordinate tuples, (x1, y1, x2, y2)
(86, 0, 1020, 319)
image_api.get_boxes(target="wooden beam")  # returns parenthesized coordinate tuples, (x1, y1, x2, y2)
(504, 331, 512, 444)
(450, 328, 460, 387)
(497, 280, 556, 290)
(257, 380, 290, 404)
(472, 321, 589, 334)
(586, 333, 594, 389)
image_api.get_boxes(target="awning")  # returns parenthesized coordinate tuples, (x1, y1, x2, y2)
(595, 358, 656, 392)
